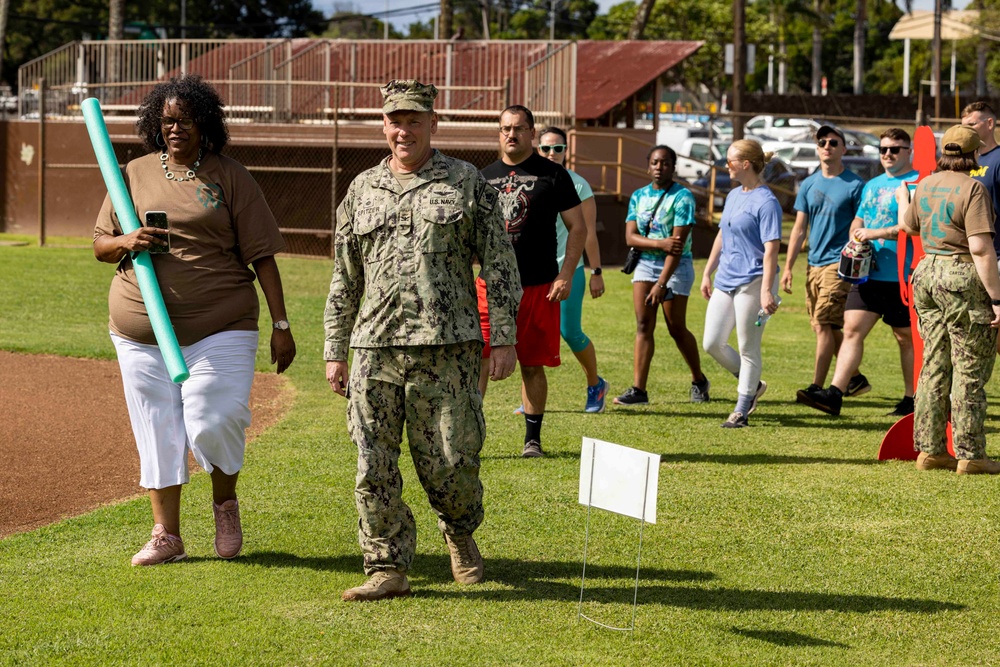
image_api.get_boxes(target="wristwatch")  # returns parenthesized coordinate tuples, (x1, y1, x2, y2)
(273, 319, 291, 331)
(592, 267, 603, 276)
(991, 300, 1000, 306)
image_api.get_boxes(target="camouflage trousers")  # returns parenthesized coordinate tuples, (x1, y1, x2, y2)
(912, 255, 997, 459)
(347, 341, 486, 574)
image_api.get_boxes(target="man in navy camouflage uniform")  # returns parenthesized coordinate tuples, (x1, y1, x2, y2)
(325, 80, 522, 600)
(901, 124, 1000, 474)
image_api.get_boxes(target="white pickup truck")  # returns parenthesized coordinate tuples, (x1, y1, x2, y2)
(672, 138, 728, 181)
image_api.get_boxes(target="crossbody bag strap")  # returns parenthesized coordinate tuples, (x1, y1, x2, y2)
(640, 189, 670, 237)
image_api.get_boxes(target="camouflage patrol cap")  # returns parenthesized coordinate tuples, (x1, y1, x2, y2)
(381, 79, 438, 113)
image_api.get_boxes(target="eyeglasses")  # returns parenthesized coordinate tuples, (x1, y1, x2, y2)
(538, 144, 566, 154)
(726, 158, 744, 167)
(817, 138, 840, 148)
(878, 145, 910, 155)
(160, 117, 195, 131)
(499, 125, 531, 136)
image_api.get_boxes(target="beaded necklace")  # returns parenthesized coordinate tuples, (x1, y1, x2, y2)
(160, 149, 203, 182)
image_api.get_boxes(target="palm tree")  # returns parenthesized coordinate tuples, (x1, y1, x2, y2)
(108, 0, 124, 84)
(440, 0, 453, 38)
(766, 0, 822, 94)
(628, 0, 656, 39)
(853, 0, 866, 93)
(0, 0, 9, 83)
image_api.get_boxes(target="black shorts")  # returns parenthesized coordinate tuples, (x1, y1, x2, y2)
(845, 279, 911, 328)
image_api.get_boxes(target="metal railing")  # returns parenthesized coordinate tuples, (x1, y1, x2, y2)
(569, 128, 797, 224)
(18, 38, 576, 126)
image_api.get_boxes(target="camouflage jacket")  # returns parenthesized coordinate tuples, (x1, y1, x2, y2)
(324, 150, 522, 360)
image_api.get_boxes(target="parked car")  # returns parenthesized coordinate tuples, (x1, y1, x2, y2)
(0, 85, 17, 114)
(744, 115, 825, 140)
(832, 156, 882, 182)
(762, 141, 821, 179)
(781, 128, 865, 157)
(673, 138, 731, 181)
(843, 129, 881, 159)
(691, 156, 798, 213)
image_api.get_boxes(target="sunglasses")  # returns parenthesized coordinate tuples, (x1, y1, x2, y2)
(878, 145, 910, 155)
(817, 138, 840, 148)
(499, 125, 531, 136)
(160, 116, 195, 131)
(538, 144, 566, 154)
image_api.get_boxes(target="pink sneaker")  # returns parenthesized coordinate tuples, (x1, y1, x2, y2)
(213, 499, 243, 559)
(131, 524, 187, 566)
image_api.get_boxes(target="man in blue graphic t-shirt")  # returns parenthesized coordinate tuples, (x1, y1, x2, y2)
(798, 128, 918, 417)
(962, 101, 1000, 354)
(781, 125, 865, 404)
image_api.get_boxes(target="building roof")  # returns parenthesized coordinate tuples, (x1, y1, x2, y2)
(888, 10, 982, 41)
(575, 40, 703, 120)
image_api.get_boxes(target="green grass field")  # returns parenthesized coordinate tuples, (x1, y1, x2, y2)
(3, 242, 1000, 666)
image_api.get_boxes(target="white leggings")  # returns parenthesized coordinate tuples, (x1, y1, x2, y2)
(703, 276, 769, 396)
(112, 330, 258, 489)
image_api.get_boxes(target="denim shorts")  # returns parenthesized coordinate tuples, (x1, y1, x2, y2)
(632, 255, 695, 297)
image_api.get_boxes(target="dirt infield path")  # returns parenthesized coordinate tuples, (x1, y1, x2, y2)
(0, 351, 292, 538)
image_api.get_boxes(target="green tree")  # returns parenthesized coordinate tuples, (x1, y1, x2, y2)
(319, 2, 401, 39)
(589, 0, 765, 99)
(3, 0, 327, 88)
(752, 0, 823, 94)
(495, 0, 597, 39)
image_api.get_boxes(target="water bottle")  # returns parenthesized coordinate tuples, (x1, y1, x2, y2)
(755, 295, 782, 327)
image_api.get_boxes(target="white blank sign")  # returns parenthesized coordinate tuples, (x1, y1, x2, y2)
(579, 438, 660, 524)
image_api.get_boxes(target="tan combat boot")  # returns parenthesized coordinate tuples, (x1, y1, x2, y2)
(956, 458, 1000, 475)
(341, 569, 412, 601)
(915, 452, 959, 471)
(444, 533, 484, 584)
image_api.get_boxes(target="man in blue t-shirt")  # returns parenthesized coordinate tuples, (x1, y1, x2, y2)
(781, 125, 865, 403)
(962, 101, 1000, 354)
(799, 128, 918, 417)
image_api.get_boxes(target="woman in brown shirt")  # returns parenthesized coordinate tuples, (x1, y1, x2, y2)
(94, 75, 296, 564)
(901, 124, 1000, 474)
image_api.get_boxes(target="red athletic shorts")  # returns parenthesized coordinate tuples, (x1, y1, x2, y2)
(477, 277, 560, 367)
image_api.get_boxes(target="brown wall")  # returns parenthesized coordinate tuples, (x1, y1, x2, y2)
(1, 119, 144, 237)
(742, 93, 1000, 123)
(0, 119, 717, 262)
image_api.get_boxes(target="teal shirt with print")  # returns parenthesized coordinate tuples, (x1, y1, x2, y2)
(555, 169, 594, 270)
(626, 182, 696, 261)
(856, 169, 917, 282)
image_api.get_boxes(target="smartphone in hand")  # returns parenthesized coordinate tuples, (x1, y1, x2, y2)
(144, 211, 170, 254)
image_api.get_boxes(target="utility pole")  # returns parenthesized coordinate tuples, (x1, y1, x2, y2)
(733, 0, 745, 140)
(933, 0, 942, 125)
(440, 0, 452, 40)
(108, 0, 124, 84)
(0, 0, 9, 83)
(852, 0, 865, 94)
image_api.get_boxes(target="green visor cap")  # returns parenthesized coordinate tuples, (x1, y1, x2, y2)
(381, 79, 439, 113)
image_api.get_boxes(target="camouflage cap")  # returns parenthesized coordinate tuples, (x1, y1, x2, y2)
(381, 79, 438, 114)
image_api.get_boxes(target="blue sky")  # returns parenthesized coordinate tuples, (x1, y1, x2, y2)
(320, 0, 972, 31)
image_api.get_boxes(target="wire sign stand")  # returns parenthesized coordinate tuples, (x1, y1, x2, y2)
(577, 437, 660, 633)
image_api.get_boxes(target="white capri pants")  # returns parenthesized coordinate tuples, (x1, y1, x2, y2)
(703, 275, 773, 397)
(111, 330, 258, 489)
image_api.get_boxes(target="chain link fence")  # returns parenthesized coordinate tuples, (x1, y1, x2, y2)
(39, 136, 497, 256)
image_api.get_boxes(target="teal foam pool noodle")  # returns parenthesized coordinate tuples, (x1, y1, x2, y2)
(82, 98, 190, 383)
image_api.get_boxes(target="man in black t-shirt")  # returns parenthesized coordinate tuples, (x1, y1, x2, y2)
(479, 104, 586, 458)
